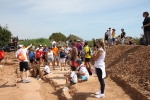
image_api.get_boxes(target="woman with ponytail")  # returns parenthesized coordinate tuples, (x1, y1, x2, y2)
(93, 39, 106, 98)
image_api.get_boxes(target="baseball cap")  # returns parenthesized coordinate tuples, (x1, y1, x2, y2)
(18, 44, 23, 48)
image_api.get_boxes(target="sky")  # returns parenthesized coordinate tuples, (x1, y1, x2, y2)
(0, 0, 150, 40)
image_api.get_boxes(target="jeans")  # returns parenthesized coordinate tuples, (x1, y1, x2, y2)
(144, 31, 150, 46)
(96, 68, 105, 94)
(121, 38, 125, 44)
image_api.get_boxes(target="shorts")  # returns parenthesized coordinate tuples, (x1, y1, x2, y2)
(112, 38, 116, 42)
(108, 38, 112, 43)
(36, 58, 40, 61)
(85, 58, 90, 62)
(0, 58, 4, 61)
(42, 55, 45, 60)
(78, 52, 81, 56)
(77, 74, 88, 81)
(30, 59, 34, 63)
(19, 62, 29, 71)
(48, 57, 54, 62)
(54, 56, 59, 60)
(60, 58, 66, 63)
(44, 71, 49, 75)
(70, 80, 76, 85)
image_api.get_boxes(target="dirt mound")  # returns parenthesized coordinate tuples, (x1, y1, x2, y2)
(106, 45, 150, 100)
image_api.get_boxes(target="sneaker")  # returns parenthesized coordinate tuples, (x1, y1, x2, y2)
(95, 90, 101, 95)
(38, 78, 41, 81)
(20, 79, 24, 83)
(36, 76, 40, 80)
(26, 79, 30, 83)
(62, 87, 68, 91)
(95, 94, 105, 98)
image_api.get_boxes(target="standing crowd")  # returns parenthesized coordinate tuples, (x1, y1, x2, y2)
(1, 11, 148, 99)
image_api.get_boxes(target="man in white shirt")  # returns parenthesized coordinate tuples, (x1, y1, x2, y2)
(16, 44, 32, 83)
(38, 62, 50, 81)
(107, 28, 112, 47)
(50, 39, 56, 47)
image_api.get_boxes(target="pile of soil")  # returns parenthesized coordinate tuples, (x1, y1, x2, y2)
(106, 46, 150, 99)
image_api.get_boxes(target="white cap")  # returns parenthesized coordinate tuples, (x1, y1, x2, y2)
(18, 44, 23, 48)
(36, 48, 39, 50)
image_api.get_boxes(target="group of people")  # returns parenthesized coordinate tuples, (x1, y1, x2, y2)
(14, 38, 107, 98)
(104, 28, 126, 47)
(2, 11, 149, 99)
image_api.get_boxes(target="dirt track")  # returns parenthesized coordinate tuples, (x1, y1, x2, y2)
(0, 45, 150, 100)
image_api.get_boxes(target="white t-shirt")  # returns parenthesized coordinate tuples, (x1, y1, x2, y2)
(48, 51, 53, 58)
(44, 65, 50, 73)
(16, 48, 28, 62)
(107, 30, 112, 39)
(78, 66, 89, 78)
(65, 47, 71, 53)
(70, 71, 78, 83)
(94, 47, 106, 78)
(51, 41, 56, 46)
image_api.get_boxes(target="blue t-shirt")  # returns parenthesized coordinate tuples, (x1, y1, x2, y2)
(28, 51, 35, 60)
(60, 51, 66, 58)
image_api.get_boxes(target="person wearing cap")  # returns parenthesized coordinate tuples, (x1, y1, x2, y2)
(64, 44, 71, 66)
(104, 30, 109, 46)
(120, 29, 126, 44)
(59, 47, 67, 71)
(16, 44, 32, 83)
(76, 59, 89, 82)
(84, 42, 91, 69)
(63, 66, 77, 91)
(47, 47, 55, 69)
(42, 45, 47, 63)
(52, 44, 59, 67)
(142, 11, 150, 46)
(35, 48, 42, 65)
(28, 47, 35, 74)
(107, 28, 112, 47)
(112, 29, 116, 46)
(76, 40, 82, 57)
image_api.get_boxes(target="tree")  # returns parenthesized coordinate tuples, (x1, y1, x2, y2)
(49, 32, 66, 42)
(0, 25, 12, 47)
(67, 34, 83, 42)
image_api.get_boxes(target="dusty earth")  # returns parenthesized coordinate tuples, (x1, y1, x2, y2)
(0, 45, 150, 100)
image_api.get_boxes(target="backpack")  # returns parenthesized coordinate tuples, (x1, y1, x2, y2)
(88, 47, 92, 56)
(18, 52, 25, 61)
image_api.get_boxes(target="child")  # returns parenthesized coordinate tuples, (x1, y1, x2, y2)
(60, 47, 66, 71)
(38, 62, 50, 81)
(63, 66, 78, 91)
